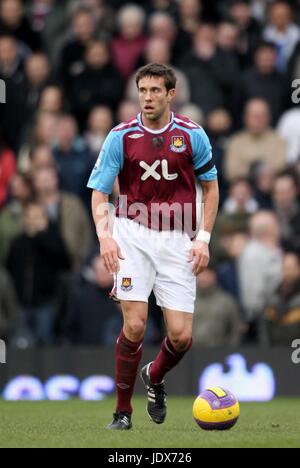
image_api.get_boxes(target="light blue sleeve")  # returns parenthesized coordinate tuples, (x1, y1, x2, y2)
(87, 130, 124, 194)
(190, 128, 218, 182)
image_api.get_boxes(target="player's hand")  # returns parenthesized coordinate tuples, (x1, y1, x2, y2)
(188, 240, 210, 276)
(100, 237, 125, 275)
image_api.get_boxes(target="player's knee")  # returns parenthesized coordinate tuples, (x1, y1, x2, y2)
(169, 333, 192, 353)
(124, 319, 146, 342)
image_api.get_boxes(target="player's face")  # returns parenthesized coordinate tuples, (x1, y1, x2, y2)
(138, 76, 176, 121)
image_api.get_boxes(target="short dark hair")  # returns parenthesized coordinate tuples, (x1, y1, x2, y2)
(72, 5, 93, 20)
(23, 199, 45, 213)
(230, 176, 252, 188)
(135, 63, 177, 92)
(275, 169, 299, 188)
(229, 0, 250, 6)
(255, 41, 277, 54)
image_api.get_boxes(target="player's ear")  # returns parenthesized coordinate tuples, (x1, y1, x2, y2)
(167, 88, 176, 102)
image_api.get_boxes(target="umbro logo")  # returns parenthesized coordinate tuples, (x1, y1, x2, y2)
(128, 133, 144, 139)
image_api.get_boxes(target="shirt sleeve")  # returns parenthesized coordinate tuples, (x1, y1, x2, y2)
(191, 128, 218, 182)
(87, 130, 124, 194)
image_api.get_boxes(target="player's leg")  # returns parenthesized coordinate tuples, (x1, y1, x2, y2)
(151, 309, 193, 382)
(107, 219, 157, 429)
(141, 310, 193, 424)
(109, 300, 148, 430)
(140, 231, 196, 424)
(108, 300, 148, 430)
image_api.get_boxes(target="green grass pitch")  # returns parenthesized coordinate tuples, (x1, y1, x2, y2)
(0, 397, 299, 448)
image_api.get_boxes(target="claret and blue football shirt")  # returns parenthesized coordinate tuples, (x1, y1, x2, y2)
(87, 112, 217, 236)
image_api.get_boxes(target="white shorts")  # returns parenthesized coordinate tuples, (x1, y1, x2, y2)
(112, 217, 196, 314)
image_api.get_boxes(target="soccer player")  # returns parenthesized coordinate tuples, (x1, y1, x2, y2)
(88, 63, 219, 430)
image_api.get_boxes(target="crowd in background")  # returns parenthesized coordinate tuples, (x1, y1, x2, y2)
(0, 0, 300, 349)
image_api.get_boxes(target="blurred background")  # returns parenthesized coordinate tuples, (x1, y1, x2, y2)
(0, 0, 300, 401)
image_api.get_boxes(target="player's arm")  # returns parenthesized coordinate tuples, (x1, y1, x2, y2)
(87, 130, 124, 275)
(189, 128, 219, 276)
(91, 190, 124, 275)
(189, 180, 219, 275)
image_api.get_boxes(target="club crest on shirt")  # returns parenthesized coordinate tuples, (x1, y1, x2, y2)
(121, 278, 133, 292)
(170, 136, 187, 153)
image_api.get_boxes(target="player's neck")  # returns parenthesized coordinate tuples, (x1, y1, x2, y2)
(141, 110, 172, 131)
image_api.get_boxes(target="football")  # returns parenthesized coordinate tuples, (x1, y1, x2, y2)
(193, 387, 240, 431)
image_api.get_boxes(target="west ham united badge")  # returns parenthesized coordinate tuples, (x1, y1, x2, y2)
(170, 136, 187, 153)
(121, 278, 133, 292)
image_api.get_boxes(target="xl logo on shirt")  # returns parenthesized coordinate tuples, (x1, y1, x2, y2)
(140, 160, 178, 181)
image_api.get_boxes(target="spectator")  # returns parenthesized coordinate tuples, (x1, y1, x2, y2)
(66, 253, 122, 346)
(277, 107, 300, 164)
(179, 103, 204, 126)
(148, 12, 191, 66)
(111, 4, 147, 81)
(117, 99, 141, 123)
(213, 178, 258, 261)
(225, 98, 287, 181)
(251, 162, 275, 210)
(29, 144, 56, 175)
(59, 5, 97, 87)
(0, 0, 41, 51)
(0, 268, 18, 342)
(180, 23, 239, 115)
(217, 231, 248, 306)
(29, 110, 58, 147)
(239, 211, 283, 342)
(0, 131, 16, 208)
(228, 0, 262, 66)
(84, 106, 113, 159)
(250, 0, 273, 24)
(222, 178, 259, 216)
(0, 35, 26, 151)
(18, 110, 59, 172)
(147, 0, 178, 17)
(126, 37, 191, 111)
(289, 40, 300, 80)
(68, 39, 124, 128)
(0, 34, 23, 79)
(24, 52, 51, 123)
(32, 166, 93, 272)
(0, 173, 33, 265)
(29, 0, 70, 65)
(234, 41, 289, 126)
(206, 109, 233, 149)
(38, 85, 65, 114)
(265, 252, 300, 345)
(272, 171, 300, 255)
(193, 267, 241, 347)
(217, 21, 240, 55)
(178, 0, 202, 35)
(52, 114, 94, 207)
(80, 0, 116, 37)
(263, 1, 300, 72)
(216, 20, 243, 71)
(6, 201, 70, 347)
(205, 108, 233, 201)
